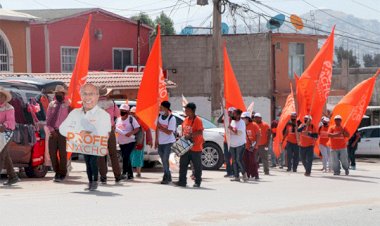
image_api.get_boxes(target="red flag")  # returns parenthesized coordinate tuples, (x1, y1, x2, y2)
(67, 15, 92, 108)
(224, 45, 246, 111)
(297, 27, 335, 127)
(273, 84, 296, 158)
(136, 25, 162, 130)
(330, 70, 379, 138)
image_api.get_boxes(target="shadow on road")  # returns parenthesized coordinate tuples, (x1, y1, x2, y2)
(71, 191, 122, 197)
(318, 176, 377, 184)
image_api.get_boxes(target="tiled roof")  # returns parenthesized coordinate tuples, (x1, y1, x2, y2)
(0, 9, 37, 21)
(17, 8, 93, 22)
(0, 72, 176, 89)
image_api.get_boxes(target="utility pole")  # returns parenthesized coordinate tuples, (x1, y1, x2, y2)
(211, 0, 223, 122)
(137, 20, 141, 71)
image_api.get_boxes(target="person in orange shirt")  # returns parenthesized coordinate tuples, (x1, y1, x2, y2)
(328, 115, 350, 176)
(253, 113, 271, 175)
(318, 117, 331, 173)
(297, 115, 318, 176)
(175, 103, 204, 188)
(283, 112, 300, 172)
(241, 112, 261, 180)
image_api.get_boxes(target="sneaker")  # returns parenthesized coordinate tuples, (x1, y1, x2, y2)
(230, 177, 240, 182)
(59, 175, 66, 182)
(304, 173, 311, 177)
(121, 174, 127, 179)
(100, 177, 107, 184)
(286, 169, 291, 172)
(161, 180, 169, 185)
(3, 176, 20, 186)
(255, 176, 260, 180)
(193, 183, 201, 188)
(85, 183, 92, 191)
(136, 173, 141, 178)
(264, 172, 269, 175)
(293, 169, 297, 173)
(115, 176, 122, 183)
(334, 172, 340, 176)
(174, 181, 186, 187)
(53, 174, 61, 182)
(127, 176, 134, 181)
(229, 175, 235, 178)
(242, 173, 248, 182)
(224, 174, 231, 178)
(90, 182, 98, 191)
(345, 169, 349, 176)
(279, 166, 283, 169)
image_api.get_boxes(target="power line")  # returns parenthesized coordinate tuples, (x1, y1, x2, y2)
(351, 0, 380, 15)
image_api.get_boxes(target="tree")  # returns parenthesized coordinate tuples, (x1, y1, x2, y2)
(155, 12, 176, 35)
(335, 46, 360, 68)
(130, 12, 154, 28)
(363, 54, 375, 67)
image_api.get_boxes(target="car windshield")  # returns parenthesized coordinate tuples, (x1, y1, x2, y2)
(200, 117, 217, 129)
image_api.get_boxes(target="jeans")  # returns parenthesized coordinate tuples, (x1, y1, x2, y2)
(269, 137, 277, 166)
(158, 143, 173, 180)
(120, 142, 136, 178)
(286, 142, 299, 171)
(347, 146, 357, 167)
(300, 146, 314, 174)
(230, 144, 246, 178)
(319, 144, 331, 170)
(331, 149, 349, 174)
(98, 129, 121, 179)
(223, 142, 233, 176)
(256, 145, 269, 174)
(278, 151, 285, 167)
(178, 151, 202, 185)
(84, 155, 99, 182)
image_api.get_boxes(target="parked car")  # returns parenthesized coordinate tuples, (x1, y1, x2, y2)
(357, 125, 380, 156)
(0, 80, 48, 177)
(114, 101, 225, 170)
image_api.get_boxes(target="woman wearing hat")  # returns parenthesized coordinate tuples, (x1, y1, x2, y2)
(0, 87, 20, 186)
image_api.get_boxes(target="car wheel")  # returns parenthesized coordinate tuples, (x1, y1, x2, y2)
(25, 165, 48, 178)
(201, 142, 224, 170)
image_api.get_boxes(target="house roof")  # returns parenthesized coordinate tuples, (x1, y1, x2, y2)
(16, 8, 153, 29)
(0, 9, 37, 22)
(0, 72, 176, 90)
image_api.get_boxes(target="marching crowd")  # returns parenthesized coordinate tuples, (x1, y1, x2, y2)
(0, 84, 361, 191)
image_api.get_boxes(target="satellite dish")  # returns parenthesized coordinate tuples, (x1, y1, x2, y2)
(221, 22, 229, 34)
(290, 14, 304, 30)
(181, 26, 193, 35)
(266, 14, 285, 30)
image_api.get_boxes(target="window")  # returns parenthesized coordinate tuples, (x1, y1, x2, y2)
(0, 35, 9, 71)
(113, 48, 133, 70)
(288, 43, 305, 78)
(61, 47, 79, 72)
(370, 128, 380, 138)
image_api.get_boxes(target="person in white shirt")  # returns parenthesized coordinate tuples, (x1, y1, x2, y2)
(155, 101, 177, 184)
(59, 84, 111, 191)
(115, 104, 140, 180)
(228, 109, 248, 182)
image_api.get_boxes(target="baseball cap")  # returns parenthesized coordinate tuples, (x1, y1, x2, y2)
(334, 115, 342, 120)
(241, 112, 251, 118)
(291, 112, 297, 117)
(228, 107, 236, 112)
(130, 107, 136, 113)
(119, 104, 130, 111)
(254, 113, 262, 118)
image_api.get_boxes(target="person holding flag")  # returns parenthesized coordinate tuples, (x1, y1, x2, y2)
(220, 107, 236, 178)
(328, 115, 350, 176)
(297, 115, 318, 176)
(283, 112, 300, 173)
(155, 101, 177, 185)
(229, 109, 248, 182)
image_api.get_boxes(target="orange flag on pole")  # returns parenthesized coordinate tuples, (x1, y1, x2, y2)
(297, 26, 335, 127)
(67, 15, 92, 108)
(330, 70, 379, 138)
(224, 45, 246, 111)
(273, 84, 296, 158)
(136, 25, 162, 130)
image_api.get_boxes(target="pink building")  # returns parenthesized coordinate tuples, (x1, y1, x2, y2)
(17, 8, 152, 73)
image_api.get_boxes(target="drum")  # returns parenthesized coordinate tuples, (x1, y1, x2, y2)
(171, 137, 193, 157)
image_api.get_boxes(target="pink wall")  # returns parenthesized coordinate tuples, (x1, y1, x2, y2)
(31, 11, 151, 73)
(30, 24, 46, 73)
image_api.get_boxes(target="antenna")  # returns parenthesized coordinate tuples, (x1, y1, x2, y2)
(290, 14, 304, 31)
(266, 14, 285, 31)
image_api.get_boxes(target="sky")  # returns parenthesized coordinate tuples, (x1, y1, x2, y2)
(2, 0, 380, 32)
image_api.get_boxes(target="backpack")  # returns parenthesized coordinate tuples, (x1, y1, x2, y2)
(159, 114, 178, 138)
(129, 116, 144, 148)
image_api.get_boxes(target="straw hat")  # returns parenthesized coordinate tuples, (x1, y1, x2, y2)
(0, 87, 12, 103)
(53, 85, 67, 93)
(99, 85, 112, 97)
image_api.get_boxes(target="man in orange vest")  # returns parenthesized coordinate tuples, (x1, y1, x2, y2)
(283, 112, 299, 172)
(298, 115, 318, 176)
(318, 117, 331, 173)
(328, 115, 350, 176)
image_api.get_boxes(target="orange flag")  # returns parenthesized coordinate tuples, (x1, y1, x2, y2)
(297, 26, 335, 127)
(67, 15, 92, 108)
(224, 45, 246, 111)
(136, 25, 162, 130)
(273, 84, 296, 158)
(330, 70, 379, 138)
(158, 52, 168, 102)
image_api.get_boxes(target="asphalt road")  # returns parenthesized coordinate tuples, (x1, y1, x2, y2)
(1, 158, 379, 226)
